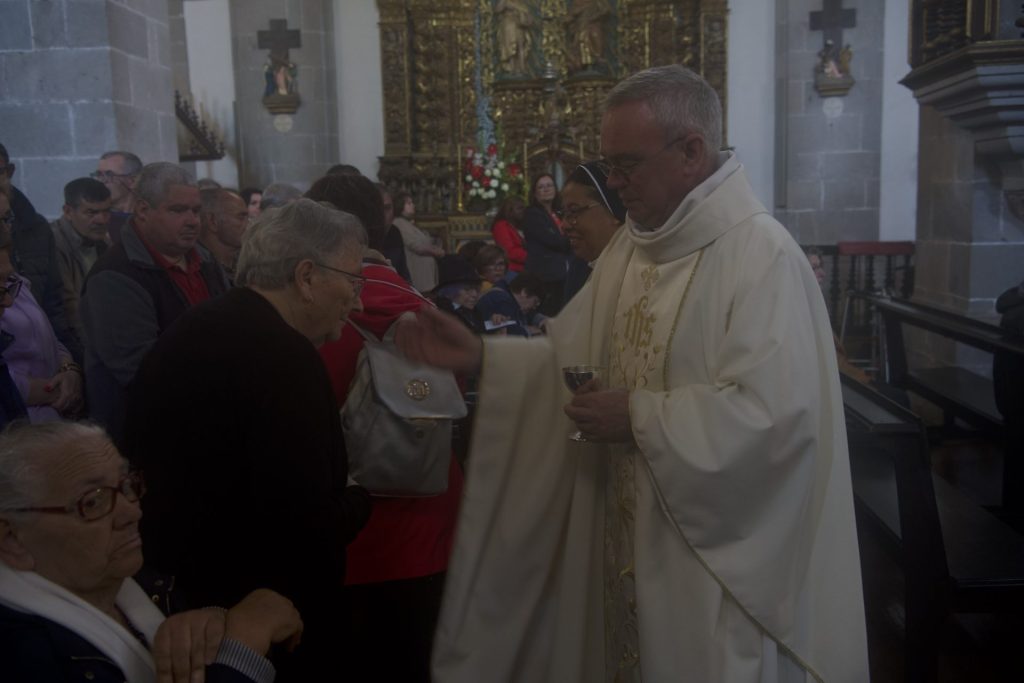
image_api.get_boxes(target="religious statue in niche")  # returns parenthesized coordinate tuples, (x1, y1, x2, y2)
(258, 19, 301, 115)
(564, 0, 613, 75)
(495, 0, 536, 76)
(814, 39, 855, 97)
(264, 57, 297, 98)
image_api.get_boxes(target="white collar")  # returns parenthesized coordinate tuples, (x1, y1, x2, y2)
(0, 564, 163, 682)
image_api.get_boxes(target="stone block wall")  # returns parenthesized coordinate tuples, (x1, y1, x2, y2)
(0, 0, 177, 218)
(774, 0, 885, 245)
(914, 106, 1024, 317)
(229, 0, 339, 190)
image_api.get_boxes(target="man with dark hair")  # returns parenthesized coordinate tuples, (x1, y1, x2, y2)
(80, 162, 228, 441)
(0, 142, 82, 363)
(476, 271, 544, 337)
(326, 163, 362, 176)
(51, 177, 113, 341)
(199, 187, 249, 284)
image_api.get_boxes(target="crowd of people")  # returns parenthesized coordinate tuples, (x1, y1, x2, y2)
(0, 64, 869, 683)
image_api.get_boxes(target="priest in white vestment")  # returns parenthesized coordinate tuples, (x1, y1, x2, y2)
(398, 65, 868, 683)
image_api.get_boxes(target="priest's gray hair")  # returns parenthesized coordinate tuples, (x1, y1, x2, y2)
(605, 64, 723, 155)
(237, 198, 367, 289)
(134, 162, 196, 208)
(0, 422, 109, 511)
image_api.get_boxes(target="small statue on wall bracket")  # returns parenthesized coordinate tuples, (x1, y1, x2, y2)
(815, 39, 855, 97)
(258, 19, 302, 116)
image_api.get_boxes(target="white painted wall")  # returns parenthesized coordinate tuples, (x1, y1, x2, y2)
(183, 0, 239, 187)
(727, 0, 776, 207)
(334, 1, 385, 179)
(878, 0, 918, 241)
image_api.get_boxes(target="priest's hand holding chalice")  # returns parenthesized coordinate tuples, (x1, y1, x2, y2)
(562, 366, 605, 441)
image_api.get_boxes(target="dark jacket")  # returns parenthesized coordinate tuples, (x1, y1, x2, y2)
(522, 205, 570, 283)
(123, 287, 372, 680)
(80, 224, 228, 442)
(0, 569, 259, 683)
(9, 185, 83, 363)
(382, 224, 412, 283)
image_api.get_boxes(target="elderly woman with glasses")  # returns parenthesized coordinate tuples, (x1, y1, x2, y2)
(305, 173, 465, 683)
(0, 421, 305, 683)
(122, 199, 372, 681)
(0, 187, 82, 422)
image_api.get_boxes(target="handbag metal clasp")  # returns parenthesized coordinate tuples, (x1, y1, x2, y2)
(406, 379, 431, 400)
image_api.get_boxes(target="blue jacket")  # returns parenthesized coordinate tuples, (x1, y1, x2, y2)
(477, 282, 529, 337)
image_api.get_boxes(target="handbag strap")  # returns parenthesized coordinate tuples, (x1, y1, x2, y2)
(347, 312, 416, 345)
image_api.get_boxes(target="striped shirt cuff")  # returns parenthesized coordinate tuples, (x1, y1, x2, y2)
(214, 637, 276, 683)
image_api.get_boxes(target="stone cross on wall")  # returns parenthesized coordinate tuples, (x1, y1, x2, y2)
(809, 0, 856, 52)
(258, 19, 301, 65)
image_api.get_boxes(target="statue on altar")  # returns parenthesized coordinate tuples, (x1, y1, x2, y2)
(495, 0, 535, 76)
(565, 0, 612, 73)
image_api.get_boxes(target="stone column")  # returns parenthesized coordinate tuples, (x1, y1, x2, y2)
(229, 0, 339, 190)
(0, 0, 176, 218)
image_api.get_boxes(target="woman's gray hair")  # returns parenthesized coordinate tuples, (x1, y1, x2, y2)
(134, 162, 195, 208)
(605, 64, 723, 155)
(237, 198, 367, 289)
(0, 422, 109, 511)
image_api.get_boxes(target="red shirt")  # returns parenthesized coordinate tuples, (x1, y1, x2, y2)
(491, 218, 526, 272)
(319, 264, 464, 584)
(135, 227, 211, 306)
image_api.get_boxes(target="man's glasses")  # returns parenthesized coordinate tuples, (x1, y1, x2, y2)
(90, 170, 134, 183)
(0, 277, 22, 302)
(482, 261, 507, 270)
(3, 472, 145, 522)
(559, 203, 601, 226)
(0, 210, 14, 228)
(315, 262, 367, 293)
(596, 136, 686, 182)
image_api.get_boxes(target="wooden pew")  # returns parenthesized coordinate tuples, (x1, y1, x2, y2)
(857, 294, 1024, 436)
(841, 373, 1024, 682)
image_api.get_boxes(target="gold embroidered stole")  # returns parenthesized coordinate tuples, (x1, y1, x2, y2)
(603, 247, 703, 683)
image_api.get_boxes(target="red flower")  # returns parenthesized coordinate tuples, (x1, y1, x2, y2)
(487, 143, 498, 156)
(471, 166, 484, 180)
(508, 163, 521, 177)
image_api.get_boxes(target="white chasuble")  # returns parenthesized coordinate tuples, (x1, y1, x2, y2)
(432, 155, 868, 683)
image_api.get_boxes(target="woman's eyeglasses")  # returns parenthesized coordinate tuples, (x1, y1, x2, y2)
(0, 278, 22, 302)
(2, 472, 145, 522)
(559, 203, 601, 226)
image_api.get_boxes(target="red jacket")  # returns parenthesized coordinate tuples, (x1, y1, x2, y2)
(319, 264, 464, 584)
(491, 219, 526, 272)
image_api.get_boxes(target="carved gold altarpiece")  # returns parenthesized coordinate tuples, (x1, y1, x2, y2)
(376, 0, 728, 239)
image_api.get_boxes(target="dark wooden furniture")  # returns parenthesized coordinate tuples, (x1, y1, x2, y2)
(842, 372, 1024, 683)
(861, 294, 1022, 436)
